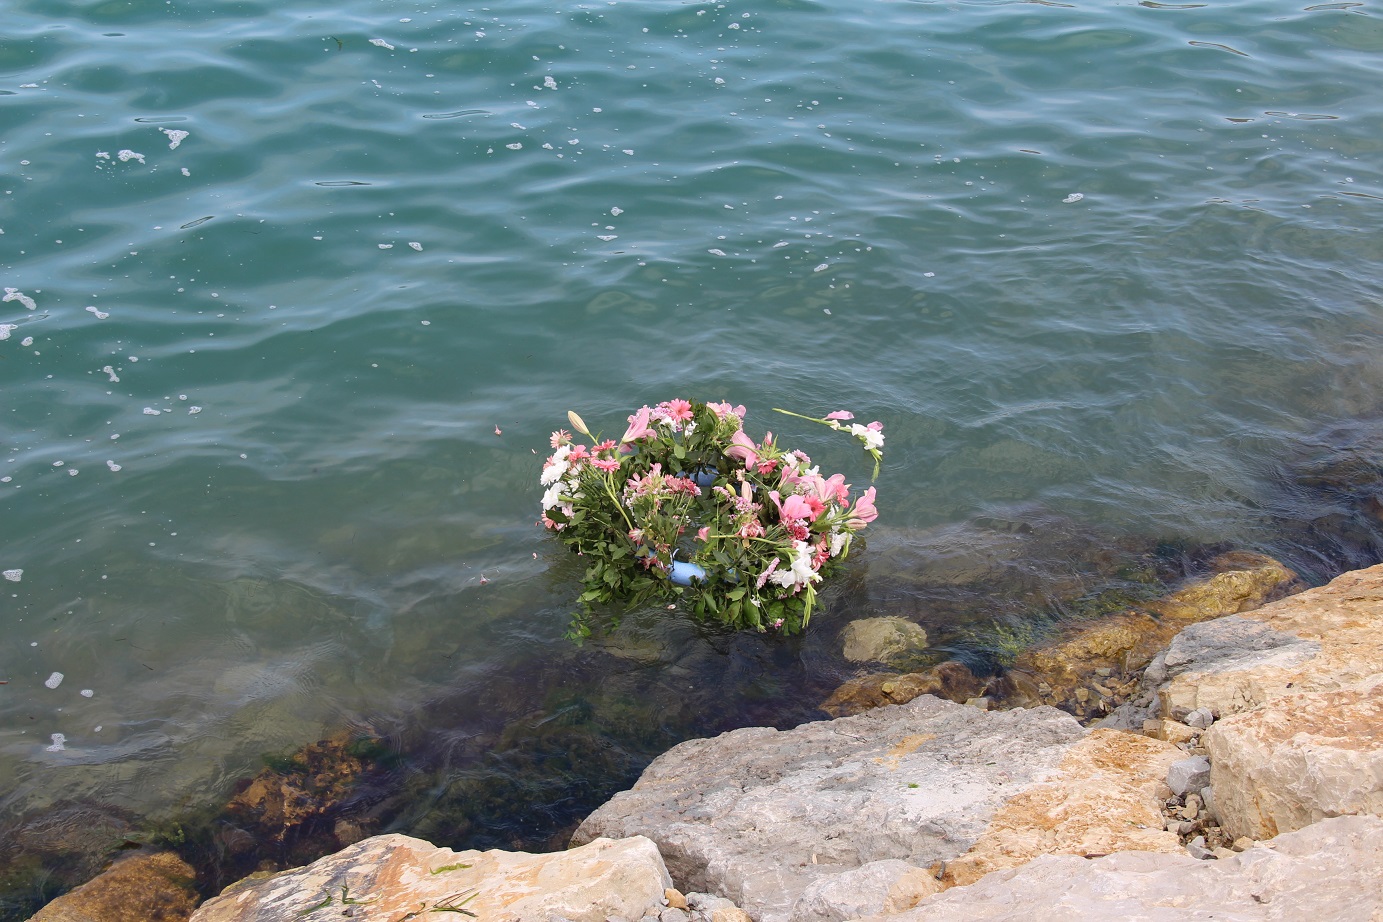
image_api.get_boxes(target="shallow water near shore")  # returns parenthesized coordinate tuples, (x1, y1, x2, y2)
(3, 0, 1383, 912)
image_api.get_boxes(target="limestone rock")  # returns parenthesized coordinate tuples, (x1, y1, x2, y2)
(1205, 680, 1383, 841)
(190, 834, 671, 922)
(857, 815, 1383, 922)
(790, 860, 931, 922)
(1144, 552, 1297, 623)
(940, 729, 1183, 886)
(30, 850, 199, 922)
(572, 696, 1085, 922)
(819, 662, 986, 717)
(840, 618, 929, 665)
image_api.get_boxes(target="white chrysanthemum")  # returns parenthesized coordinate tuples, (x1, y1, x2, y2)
(829, 528, 849, 557)
(540, 459, 568, 485)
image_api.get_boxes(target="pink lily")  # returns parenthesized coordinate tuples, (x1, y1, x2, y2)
(724, 429, 760, 467)
(621, 406, 658, 443)
(846, 486, 878, 529)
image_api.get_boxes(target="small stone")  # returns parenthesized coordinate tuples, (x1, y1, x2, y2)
(1179, 802, 1200, 821)
(1142, 719, 1163, 738)
(1212, 846, 1237, 859)
(1232, 836, 1255, 852)
(1090, 682, 1114, 698)
(660, 908, 690, 922)
(1037, 682, 1053, 696)
(964, 697, 991, 710)
(1185, 707, 1215, 729)
(1094, 667, 1113, 677)
(1074, 688, 1090, 703)
(1168, 756, 1212, 796)
(1186, 835, 1214, 860)
(1159, 720, 1198, 745)
(664, 888, 688, 911)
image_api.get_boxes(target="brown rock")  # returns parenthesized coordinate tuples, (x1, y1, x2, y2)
(819, 661, 986, 717)
(225, 732, 386, 845)
(665, 887, 689, 910)
(30, 851, 199, 922)
(1146, 552, 1297, 624)
(941, 729, 1184, 887)
(1008, 553, 1297, 705)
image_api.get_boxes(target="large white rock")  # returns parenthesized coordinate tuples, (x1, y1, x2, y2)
(859, 814, 1383, 922)
(1206, 679, 1383, 840)
(572, 697, 1087, 922)
(190, 834, 671, 922)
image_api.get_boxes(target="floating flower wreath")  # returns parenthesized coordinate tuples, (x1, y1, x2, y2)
(539, 399, 882, 639)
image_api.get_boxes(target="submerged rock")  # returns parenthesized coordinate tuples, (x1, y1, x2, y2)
(190, 834, 671, 922)
(819, 661, 987, 717)
(1009, 552, 1298, 714)
(840, 618, 929, 665)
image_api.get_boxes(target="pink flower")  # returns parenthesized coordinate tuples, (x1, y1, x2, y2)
(621, 406, 658, 443)
(697, 526, 710, 542)
(591, 457, 620, 472)
(724, 429, 760, 467)
(846, 486, 878, 529)
(567, 444, 589, 462)
(771, 491, 819, 523)
(825, 410, 854, 421)
(550, 429, 572, 448)
(707, 402, 747, 420)
(659, 399, 695, 423)
(867, 421, 883, 432)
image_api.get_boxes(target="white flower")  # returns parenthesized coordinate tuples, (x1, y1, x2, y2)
(768, 541, 820, 591)
(541, 482, 566, 510)
(540, 459, 568, 485)
(829, 528, 849, 557)
(849, 424, 884, 452)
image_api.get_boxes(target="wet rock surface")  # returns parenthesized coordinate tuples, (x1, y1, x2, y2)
(28, 850, 199, 922)
(839, 618, 929, 666)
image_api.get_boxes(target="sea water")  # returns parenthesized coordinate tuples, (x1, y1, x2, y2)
(2, 0, 1382, 905)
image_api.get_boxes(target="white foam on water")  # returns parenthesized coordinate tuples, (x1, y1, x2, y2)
(0, 325, 15, 340)
(85, 306, 109, 319)
(159, 128, 189, 149)
(544, 76, 557, 89)
(21, 336, 32, 346)
(378, 244, 393, 249)
(117, 150, 145, 163)
(46, 734, 66, 752)
(597, 235, 617, 241)
(181, 168, 190, 176)
(143, 407, 162, 416)
(773, 241, 789, 248)
(52, 461, 63, 467)
(408, 242, 422, 251)
(610, 206, 623, 216)
(188, 407, 202, 414)
(814, 263, 829, 272)
(924, 272, 935, 278)
(45, 672, 63, 689)
(81, 689, 94, 697)
(369, 38, 395, 50)
(623, 150, 634, 155)
(68, 469, 78, 476)
(106, 460, 121, 472)
(1062, 192, 1084, 203)
(708, 248, 727, 256)
(102, 366, 119, 382)
(506, 142, 523, 150)
(95, 151, 110, 160)
(3, 288, 36, 310)
(2, 569, 21, 582)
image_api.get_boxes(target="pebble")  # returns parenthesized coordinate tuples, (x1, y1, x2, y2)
(1232, 836, 1255, 852)
(1167, 755, 1211, 795)
(1185, 706, 1215, 729)
(1074, 688, 1090, 703)
(1186, 835, 1214, 860)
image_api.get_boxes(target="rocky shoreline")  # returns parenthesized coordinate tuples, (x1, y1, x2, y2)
(30, 559, 1383, 920)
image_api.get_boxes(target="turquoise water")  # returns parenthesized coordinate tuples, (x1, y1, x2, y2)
(3, 0, 1383, 903)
